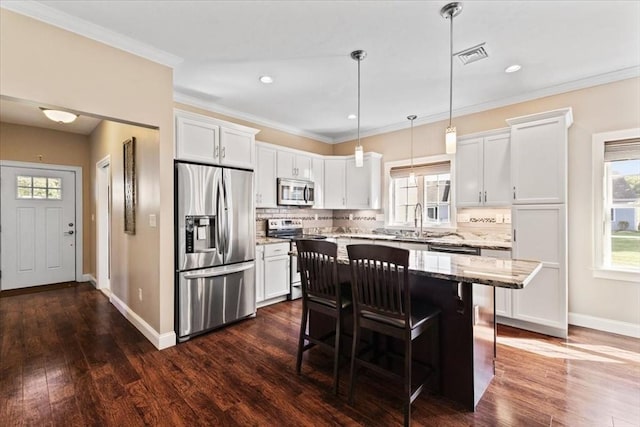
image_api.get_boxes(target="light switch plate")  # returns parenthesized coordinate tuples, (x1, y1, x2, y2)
(495, 214, 504, 223)
(504, 213, 511, 224)
(349, 213, 354, 221)
(149, 214, 157, 227)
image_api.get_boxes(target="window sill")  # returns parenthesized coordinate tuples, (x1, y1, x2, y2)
(593, 267, 640, 283)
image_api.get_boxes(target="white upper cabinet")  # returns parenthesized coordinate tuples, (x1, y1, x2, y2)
(220, 127, 255, 169)
(311, 157, 324, 209)
(345, 153, 382, 209)
(507, 109, 572, 204)
(456, 132, 510, 207)
(255, 143, 277, 208)
(277, 151, 312, 180)
(324, 158, 346, 209)
(175, 110, 259, 168)
(175, 115, 219, 164)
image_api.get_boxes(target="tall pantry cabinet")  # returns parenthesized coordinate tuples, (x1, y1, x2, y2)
(503, 108, 572, 339)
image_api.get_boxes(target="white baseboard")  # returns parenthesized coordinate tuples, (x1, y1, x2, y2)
(109, 292, 176, 350)
(497, 316, 568, 339)
(82, 274, 97, 285)
(569, 312, 640, 339)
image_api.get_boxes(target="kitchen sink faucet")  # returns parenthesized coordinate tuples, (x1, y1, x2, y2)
(414, 202, 423, 238)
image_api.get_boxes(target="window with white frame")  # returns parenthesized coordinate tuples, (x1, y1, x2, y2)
(389, 161, 451, 226)
(593, 130, 640, 279)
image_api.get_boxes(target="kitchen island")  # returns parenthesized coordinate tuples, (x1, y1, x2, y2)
(292, 243, 541, 411)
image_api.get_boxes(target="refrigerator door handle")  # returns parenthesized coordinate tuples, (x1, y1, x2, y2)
(216, 177, 224, 256)
(222, 178, 230, 258)
(183, 262, 254, 280)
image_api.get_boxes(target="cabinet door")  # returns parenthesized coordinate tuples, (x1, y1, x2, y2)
(483, 134, 511, 206)
(264, 255, 290, 299)
(324, 159, 346, 209)
(511, 117, 567, 204)
(345, 157, 370, 209)
(276, 151, 296, 179)
(295, 154, 313, 180)
(219, 128, 254, 169)
(176, 116, 219, 164)
(256, 145, 277, 208)
(311, 157, 324, 209)
(511, 205, 567, 332)
(456, 137, 483, 207)
(481, 249, 512, 318)
(255, 246, 265, 303)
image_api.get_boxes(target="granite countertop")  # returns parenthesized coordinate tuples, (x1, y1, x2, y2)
(256, 236, 291, 245)
(289, 243, 540, 289)
(321, 232, 511, 250)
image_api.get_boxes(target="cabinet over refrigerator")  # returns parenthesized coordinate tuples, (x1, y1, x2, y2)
(175, 161, 255, 342)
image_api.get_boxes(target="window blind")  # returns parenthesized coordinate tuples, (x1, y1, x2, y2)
(389, 161, 450, 178)
(604, 138, 640, 162)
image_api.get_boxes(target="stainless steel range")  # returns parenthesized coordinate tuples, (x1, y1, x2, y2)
(266, 219, 327, 300)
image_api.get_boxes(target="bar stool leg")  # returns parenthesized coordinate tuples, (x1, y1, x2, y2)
(348, 318, 361, 404)
(296, 301, 308, 374)
(333, 311, 341, 395)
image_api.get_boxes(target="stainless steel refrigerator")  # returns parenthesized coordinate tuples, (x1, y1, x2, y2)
(175, 161, 255, 342)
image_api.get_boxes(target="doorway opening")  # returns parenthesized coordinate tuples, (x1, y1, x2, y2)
(96, 156, 111, 295)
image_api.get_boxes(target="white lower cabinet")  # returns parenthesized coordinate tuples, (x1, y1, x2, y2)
(495, 205, 567, 338)
(256, 243, 290, 307)
(481, 249, 512, 317)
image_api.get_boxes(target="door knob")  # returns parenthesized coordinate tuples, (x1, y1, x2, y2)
(64, 231, 74, 235)
(68, 222, 74, 227)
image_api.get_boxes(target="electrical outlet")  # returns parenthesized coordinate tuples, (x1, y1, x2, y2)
(495, 214, 504, 223)
(504, 213, 512, 224)
(314, 214, 318, 220)
(138, 288, 142, 301)
(457, 214, 470, 223)
(149, 214, 157, 227)
(349, 214, 354, 221)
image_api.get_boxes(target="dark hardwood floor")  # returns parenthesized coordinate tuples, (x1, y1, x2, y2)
(1, 283, 639, 426)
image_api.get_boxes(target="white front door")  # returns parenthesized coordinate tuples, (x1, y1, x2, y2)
(1, 166, 76, 290)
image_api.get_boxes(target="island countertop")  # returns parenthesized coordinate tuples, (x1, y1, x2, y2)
(289, 244, 541, 289)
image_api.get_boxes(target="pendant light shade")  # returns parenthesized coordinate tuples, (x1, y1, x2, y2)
(407, 115, 417, 186)
(351, 50, 367, 168)
(441, 2, 462, 155)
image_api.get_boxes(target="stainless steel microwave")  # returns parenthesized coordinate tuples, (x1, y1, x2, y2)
(277, 178, 315, 206)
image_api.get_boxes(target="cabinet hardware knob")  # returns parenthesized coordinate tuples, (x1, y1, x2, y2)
(484, 191, 487, 203)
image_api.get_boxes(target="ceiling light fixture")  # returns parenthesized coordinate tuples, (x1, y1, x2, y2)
(351, 50, 367, 168)
(259, 75, 274, 84)
(408, 115, 417, 186)
(347, 114, 357, 120)
(505, 64, 522, 73)
(441, 2, 462, 155)
(40, 108, 78, 124)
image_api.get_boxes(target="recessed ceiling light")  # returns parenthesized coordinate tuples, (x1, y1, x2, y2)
(347, 114, 357, 120)
(40, 108, 78, 124)
(505, 64, 522, 73)
(259, 75, 274, 84)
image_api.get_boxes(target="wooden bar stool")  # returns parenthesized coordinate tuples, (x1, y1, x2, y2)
(347, 244, 440, 427)
(295, 239, 352, 395)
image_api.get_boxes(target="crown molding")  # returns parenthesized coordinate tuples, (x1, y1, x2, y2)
(173, 91, 334, 144)
(332, 66, 640, 143)
(0, 1, 183, 68)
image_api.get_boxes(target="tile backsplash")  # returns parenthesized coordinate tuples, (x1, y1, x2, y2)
(256, 208, 382, 235)
(256, 207, 511, 237)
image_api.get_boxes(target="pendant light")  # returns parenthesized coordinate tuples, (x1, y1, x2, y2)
(407, 115, 417, 186)
(441, 2, 462, 154)
(351, 50, 366, 167)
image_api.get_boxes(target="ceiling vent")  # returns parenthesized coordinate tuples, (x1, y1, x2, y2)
(455, 43, 488, 65)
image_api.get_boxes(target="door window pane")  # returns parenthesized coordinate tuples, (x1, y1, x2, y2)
(15, 175, 63, 200)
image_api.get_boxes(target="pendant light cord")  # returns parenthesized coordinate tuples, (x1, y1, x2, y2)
(449, 11, 454, 128)
(357, 55, 361, 147)
(410, 117, 414, 169)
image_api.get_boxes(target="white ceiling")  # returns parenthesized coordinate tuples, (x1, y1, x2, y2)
(2, 1, 639, 143)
